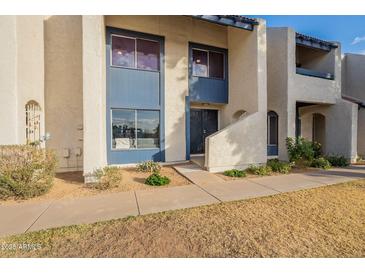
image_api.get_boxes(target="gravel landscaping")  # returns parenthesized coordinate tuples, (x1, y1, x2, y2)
(0, 166, 190, 205)
(1, 179, 364, 257)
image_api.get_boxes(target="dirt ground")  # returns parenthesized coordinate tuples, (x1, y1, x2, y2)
(1, 179, 364, 258)
(0, 166, 190, 205)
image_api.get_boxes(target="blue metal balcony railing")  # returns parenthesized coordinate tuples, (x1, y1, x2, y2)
(296, 67, 334, 80)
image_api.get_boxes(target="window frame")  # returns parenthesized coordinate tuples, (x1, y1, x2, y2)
(110, 108, 161, 151)
(192, 47, 226, 80)
(110, 34, 161, 72)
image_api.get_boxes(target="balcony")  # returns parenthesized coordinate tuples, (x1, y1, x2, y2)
(295, 43, 335, 81)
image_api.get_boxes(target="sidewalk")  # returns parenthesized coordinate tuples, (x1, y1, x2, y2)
(0, 164, 364, 237)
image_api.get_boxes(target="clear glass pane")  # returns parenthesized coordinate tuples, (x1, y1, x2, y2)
(209, 51, 224, 79)
(112, 109, 136, 149)
(137, 39, 160, 71)
(192, 49, 208, 77)
(111, 36, 135, 67)
(136, 110, 160, 148)
(269, 115, 278, 145)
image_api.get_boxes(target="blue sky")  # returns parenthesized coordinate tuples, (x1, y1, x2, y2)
(250, 16, 365, 54)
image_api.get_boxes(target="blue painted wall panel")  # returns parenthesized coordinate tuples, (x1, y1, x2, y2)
(188, 42, 228, 104)
(106, 27, 165, 164)
(190, 77, 228, 104)
(109, 68, 160, 109)
(108, 149, 161, 164)
(267, 145, 278, 156)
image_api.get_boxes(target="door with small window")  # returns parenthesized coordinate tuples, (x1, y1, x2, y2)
(106, 28, 165, 164)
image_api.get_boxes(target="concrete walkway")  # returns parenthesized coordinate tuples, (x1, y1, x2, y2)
(0, 164, 364, 237)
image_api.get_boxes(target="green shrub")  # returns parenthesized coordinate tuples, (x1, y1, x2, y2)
(325, 155, 349, 167)
(0, 145, 57, 200)
(267, 159, 292, 174)
(136, 160, 161, 173)
(310, 157, 331, 170)
(145, 172, 170, 186)
(286, 137, 317, 165)
(223, 169, 246, 177)
(246, 165, 272, 176)
(312, 141, 322, 159)
(93, 166, 122, 190)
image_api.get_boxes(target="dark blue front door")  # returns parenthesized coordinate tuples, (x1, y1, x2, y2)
(190, 109, 218, 154)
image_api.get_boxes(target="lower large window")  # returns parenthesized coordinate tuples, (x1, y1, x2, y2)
(112, 109, 160, 150)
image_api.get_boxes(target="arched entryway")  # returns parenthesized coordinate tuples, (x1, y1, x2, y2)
(25, 100, 41, 144)
(267, 111, 279, 156)
(312, 113, 326, 153)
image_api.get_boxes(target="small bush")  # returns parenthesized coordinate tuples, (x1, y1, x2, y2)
(286, 137, 315, 164)
(312, 141, 322, 159)
(136, 160, 161, 173)
(246, 165, 272, 176)
(267, 159, 292, 174)
(0, 145, 57, 200)
(325, 155, 349, 167)
(223, 169, 246, 177)
(310, 157, 331, 170)
(145, 172, 170, 186)
(93, 166, 122, 190)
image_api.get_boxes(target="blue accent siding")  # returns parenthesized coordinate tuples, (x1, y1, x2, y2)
(190, 77, 228, 104)
(267, 145, 278, 156)
(189, 42, 228, 104)
(106, 27, 165, 164)
(109, 68, 160, 109)
(185, 96, 190, 160)
(108, 149, 161, 164)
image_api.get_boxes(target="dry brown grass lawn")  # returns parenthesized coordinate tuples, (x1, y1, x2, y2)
(0, 166, 190, 205)
(1, 180, 364, 258)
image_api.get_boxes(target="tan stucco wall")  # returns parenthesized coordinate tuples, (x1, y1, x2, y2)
(0, 16, 18, 144)
(342, 53, 365, 158)
(0, 16, 45, 145)
(82, 16, 107, 178)
(44, 16, 83, 172)
(206, 20, 267, 172)
(342, 53, 365, 102)
(267, 28, 289, 160)
(358, 108, 365, 157)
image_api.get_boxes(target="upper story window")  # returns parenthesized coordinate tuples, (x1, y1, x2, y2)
(111, 35, 160, 71)
(192, 49, 224, 79)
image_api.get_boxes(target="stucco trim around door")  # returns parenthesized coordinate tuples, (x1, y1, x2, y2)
(105, 27, 165, 164)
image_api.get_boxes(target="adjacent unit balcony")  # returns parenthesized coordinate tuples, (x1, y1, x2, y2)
(295, 33, 337, 81)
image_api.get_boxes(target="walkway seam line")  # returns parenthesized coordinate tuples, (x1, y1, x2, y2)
(134, 191, 141, 215)
(191, 183, 223, 203)
(246, 179, 283, 194)
(25, 200, 54, 233)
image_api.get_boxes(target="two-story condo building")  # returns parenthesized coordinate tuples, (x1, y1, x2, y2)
(267, 27, 358, 162)
(0, 15, 268, 181)
(0, 16, 363, 182)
